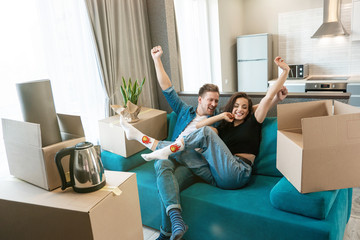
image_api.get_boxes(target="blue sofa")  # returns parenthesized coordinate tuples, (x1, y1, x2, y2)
(101, 112, 352, 240)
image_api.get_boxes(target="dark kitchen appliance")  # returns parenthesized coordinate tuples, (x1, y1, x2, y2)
(55, 142, 106, 193)
(279, 64, 309, 79)
(305, 76, 349, 92)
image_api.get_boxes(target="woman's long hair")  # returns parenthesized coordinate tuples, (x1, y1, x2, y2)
(218, 92, 253, 130)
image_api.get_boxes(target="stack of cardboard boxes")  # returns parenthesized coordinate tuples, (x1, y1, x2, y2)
(1, 112, 144, 239)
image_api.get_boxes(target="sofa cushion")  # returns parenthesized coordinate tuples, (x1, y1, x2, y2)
(101, 149, 150, 171)
(253, 117, 282, 177)
(270, 177, 339, 219)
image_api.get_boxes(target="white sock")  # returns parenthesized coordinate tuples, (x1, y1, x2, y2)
(141, 140, 184, 161)
(119, 115, 155, 149)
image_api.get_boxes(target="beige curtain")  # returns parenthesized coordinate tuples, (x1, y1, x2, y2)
(85, 0, 159, 116)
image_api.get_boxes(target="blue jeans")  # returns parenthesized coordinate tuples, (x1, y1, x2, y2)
(183, 126, 252, 189)
(154, 141, 197, 234)
(169, 149, 216, 186)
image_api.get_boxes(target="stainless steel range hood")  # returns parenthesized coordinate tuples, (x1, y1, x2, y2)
(311, 0, 349, 38)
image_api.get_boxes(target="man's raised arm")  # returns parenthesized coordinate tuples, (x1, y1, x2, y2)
(151, 46, 172, 90)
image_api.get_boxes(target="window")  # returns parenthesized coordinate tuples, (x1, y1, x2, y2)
(0, 0, 105, 147)
(174, 0, 222, 92)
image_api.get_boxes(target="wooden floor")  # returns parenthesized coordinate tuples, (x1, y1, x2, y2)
(143, 226, 160, 240)
(143, 187, 360, 240)
(344, 187, 360, 240)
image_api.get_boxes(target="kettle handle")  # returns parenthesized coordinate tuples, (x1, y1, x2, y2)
(55, 147, 75, 190)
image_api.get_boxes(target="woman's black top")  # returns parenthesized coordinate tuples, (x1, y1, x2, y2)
(217, 114, 262, 156)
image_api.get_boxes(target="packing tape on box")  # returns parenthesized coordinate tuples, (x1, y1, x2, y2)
(138, 108, 153, 116)
(109, 108, 155, 126)
(109, 116, 121, 127)
(101, 186, 122, 196)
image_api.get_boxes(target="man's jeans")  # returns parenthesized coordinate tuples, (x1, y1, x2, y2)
(154, 126, 252, 233)
(154, 141, 198, 234)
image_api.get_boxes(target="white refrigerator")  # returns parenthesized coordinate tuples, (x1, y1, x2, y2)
(237, 33, 272, 92)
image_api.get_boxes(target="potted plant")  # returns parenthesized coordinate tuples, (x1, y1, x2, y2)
(111, 77, 146, 122)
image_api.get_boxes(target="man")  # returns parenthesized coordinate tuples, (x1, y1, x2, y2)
(150, 45, 221, 240)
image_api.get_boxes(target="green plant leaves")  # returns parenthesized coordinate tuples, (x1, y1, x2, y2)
(120, 77, 146, 107)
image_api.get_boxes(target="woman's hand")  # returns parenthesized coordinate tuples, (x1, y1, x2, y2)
(221, 112, 234, 122)
(276, 86, 288, 101)
(151, 46, 163, 60)
(274, 56, 290, 71)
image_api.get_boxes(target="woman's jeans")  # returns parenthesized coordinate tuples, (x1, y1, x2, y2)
(182, 126, 252, 189)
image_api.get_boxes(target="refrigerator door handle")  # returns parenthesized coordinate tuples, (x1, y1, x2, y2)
(238, 59, 267, 62)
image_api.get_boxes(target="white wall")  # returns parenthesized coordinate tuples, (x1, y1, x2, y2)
(218, 0, 354, 91)
(218, 0, 244, 92)
(279, 3, 360, 76)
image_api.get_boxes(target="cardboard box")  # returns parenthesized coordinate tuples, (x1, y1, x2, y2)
(277, 100, 360, 193)
(2, 114, 85, 191)
(0, 171, 143, 240)
(99, 107, 167, 157)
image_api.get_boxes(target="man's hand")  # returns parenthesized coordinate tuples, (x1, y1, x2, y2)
(151, 46, 163, 61)
(276, 86, 288, 101)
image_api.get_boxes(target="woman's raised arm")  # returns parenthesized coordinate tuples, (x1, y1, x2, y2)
(254, 56, 289, 123)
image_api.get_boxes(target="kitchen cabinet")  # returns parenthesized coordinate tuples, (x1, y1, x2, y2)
(353, 0, 360, 41)
(268, 80, 306, 93)
(283, 82, 306, 93)
(347, 83, 360, 106)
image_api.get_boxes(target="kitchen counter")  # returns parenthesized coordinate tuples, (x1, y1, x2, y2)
(179, 91, 350, 99)
(243, 92, 350, 99)
(269, 75, 360, 83)
(268, 76, 360, 107)
(345, 75, 360, 83)
(178, 91, 351, 117)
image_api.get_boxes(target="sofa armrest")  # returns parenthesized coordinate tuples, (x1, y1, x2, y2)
(253, 117, 282, 177)
(101, 149, 150, 171)
(165, 111, 177, 141)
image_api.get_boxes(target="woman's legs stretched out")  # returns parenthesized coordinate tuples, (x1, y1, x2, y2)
(183, 126, 252, 189)
(147, 126, 252, 189)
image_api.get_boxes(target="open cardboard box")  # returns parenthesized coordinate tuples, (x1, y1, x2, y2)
(99, 107, 167, 157)
(2, 114, 85, 191)
(0, 171, 143, 240)
(276, 100, 360, 193)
